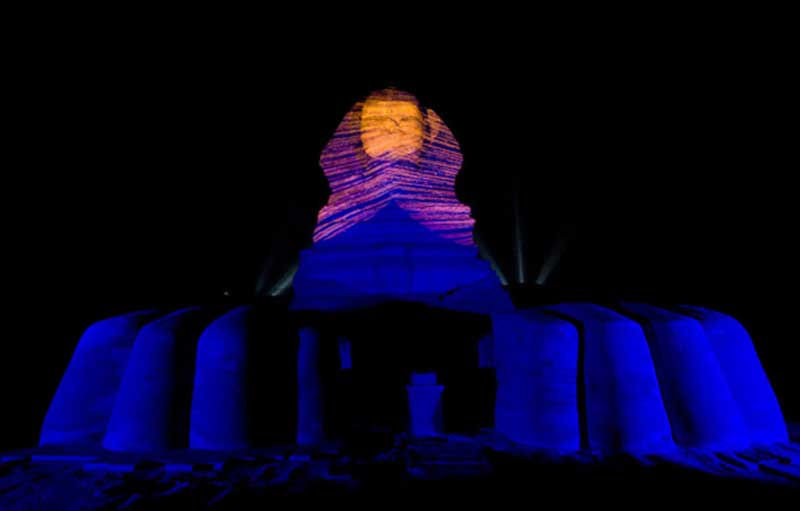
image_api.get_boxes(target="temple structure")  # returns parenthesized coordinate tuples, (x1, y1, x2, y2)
(39, 89, 789, 455)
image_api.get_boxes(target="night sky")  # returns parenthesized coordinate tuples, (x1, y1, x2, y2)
(5, 32, 797, 449)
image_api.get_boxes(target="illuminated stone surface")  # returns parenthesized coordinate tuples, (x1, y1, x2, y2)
(34, 88, 790, 459)
(313, 88, 473, 246)
(296, 326, 325, 447)
(103, 308, 217, 451)
(407, 372, 444, 437)
(477, 333, 494, 369)
(38, 301, 789, 455)
(190, 306, 255, 451)
(545, 303, 675, 453)
(618, 303, 750, 450)
(39, 310, 162, 447)
(360, 94, 424, 160)
(293, 88, 511, 314)
(492, 310, 580, 450)
(676, 306, 788, 444)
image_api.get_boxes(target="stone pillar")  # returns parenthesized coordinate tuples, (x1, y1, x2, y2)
(406, 372, 444, 437)
(477, 333, 494, 369)
(190, 306, 254, 450)
(296, 326, 325, 446)
(103, 307, 214, 451)
(619, 303, 750, 450)
(40, 310, 161, 446)
(492, 310, 579, 450)
(337, 336, 352, 371)
(677, 305, 788, 444)
(547, 303, 675, 454)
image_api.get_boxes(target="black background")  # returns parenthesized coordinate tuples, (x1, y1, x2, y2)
(4, 26, 797, 450)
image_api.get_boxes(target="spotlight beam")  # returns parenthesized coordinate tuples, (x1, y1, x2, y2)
(536, 225, 575, 286)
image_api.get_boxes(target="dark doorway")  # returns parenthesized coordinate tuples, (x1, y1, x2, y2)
(324, 303, 494, 439)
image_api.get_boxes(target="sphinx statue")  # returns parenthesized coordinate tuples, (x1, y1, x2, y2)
(37, 89, 791, 467)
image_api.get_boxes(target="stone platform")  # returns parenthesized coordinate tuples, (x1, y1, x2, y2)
(3, 431, 799, 508)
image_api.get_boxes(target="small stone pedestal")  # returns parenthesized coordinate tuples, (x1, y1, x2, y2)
(406, 372, 444, 437)
(297, 327, 325, 446)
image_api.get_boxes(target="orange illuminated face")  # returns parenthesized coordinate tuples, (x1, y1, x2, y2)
(360, 99, 424, 160)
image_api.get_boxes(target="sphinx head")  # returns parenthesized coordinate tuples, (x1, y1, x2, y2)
(315, 88, 472, 245)
(360, 88, 424, 160)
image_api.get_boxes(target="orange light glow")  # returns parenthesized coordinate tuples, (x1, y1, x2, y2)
(360, 98, 424, 160)
(314, 88, 474, 246)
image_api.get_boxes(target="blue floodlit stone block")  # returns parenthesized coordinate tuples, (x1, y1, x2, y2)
(292, 204, 514, 315)
(676, 305, 788, 444)
(619, 303, 750, 450)
(477, 333, 494, 369)
(103, 307, 217, 451)
(546, 303, 675, 453)
(407, 372, 444, 437)
(190, 306, 256, 450)
(491, 310, 580, 450)
(39, 310, 161, 446)
(296, 326, 325, 446)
